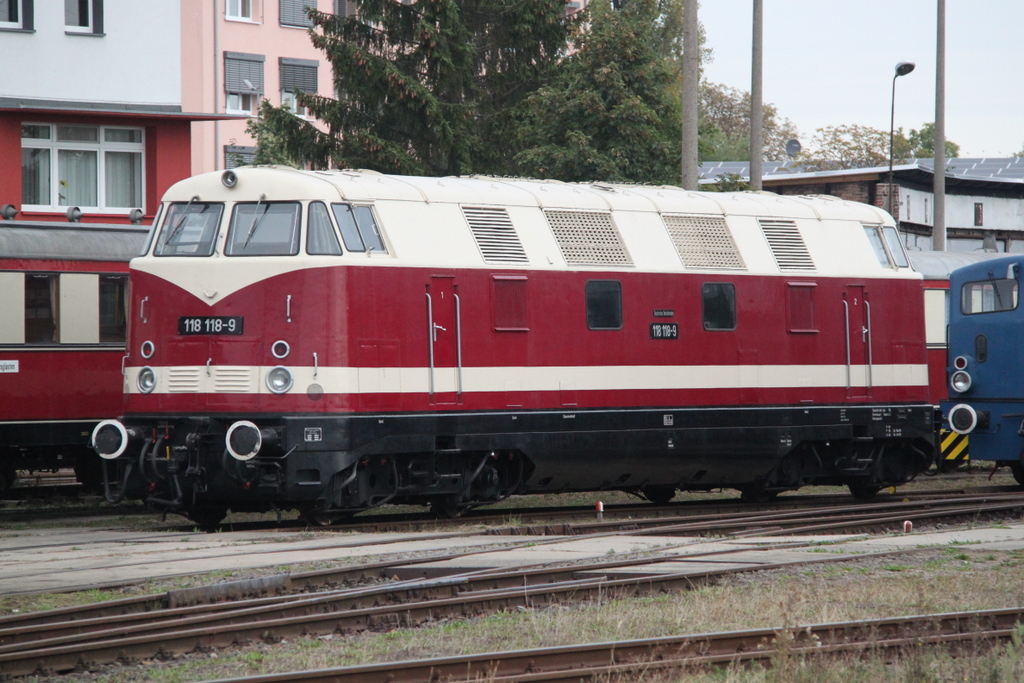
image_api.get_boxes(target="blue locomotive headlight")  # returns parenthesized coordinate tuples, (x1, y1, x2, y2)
(266, 366, 294, 394)
(950, 370, 972, 393)
(137, 366, 157, 394)
(949, 404, 978, 434)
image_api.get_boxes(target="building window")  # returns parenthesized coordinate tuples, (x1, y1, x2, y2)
(21, 123, 143, 212)
(227, 0, 252, 20)
(585, 280, 622, 330)
(65, 0, 102, 34)
(224, 145, 256, 169)
(280, 57, 318, 116)
(0, 0, 32, 30)
(224, 52, 264, 114)
(702, 282, 736, 331)
(975, 202, 984, 227)
(334, 0, 355, 17)
(280, 0, 314, 27)
(25, 273, 58, 344)
(99, 275, 128, 343)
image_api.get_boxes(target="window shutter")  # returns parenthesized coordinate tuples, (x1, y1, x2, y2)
(280, 58, 318, 94)
(334, 0, 357, 17)
(280, 0, 314, 27)
(224, 52, 265, 94)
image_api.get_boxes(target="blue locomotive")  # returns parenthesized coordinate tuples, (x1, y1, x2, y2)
(943, 255, 1024, 482)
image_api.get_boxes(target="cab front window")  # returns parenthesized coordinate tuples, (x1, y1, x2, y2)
(961, 278, 1019, 314)
(226, 201, 301, 256)
(155, 201, 224, 256)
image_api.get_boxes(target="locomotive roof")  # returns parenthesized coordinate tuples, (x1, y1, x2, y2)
(0, 220, 150, 262)
(151, 166, 922, 283)
(908, 251, 1006, 281)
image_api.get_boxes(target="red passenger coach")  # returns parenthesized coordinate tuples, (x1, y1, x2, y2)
(0, 219, 148, 491)
(92, 167, 936, 525)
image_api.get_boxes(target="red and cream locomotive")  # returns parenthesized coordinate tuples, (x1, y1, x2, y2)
(91, 166, 935, 525)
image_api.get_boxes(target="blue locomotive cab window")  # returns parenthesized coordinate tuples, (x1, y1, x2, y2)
(703, 282, 736, 330)
(307, 201, 342, 255)
(586, 280, 622, 330)
(155, 201, 224, 256)
(331, 203, 387, 253)
(226, 201, 301, 256)
(961, 278, 1019, 314)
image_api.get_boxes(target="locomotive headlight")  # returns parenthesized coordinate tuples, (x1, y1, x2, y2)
(950, 370, 972, 393)
(948, 403, 979, 434)
(266, 366, 294, 394)
(226, 421, 261, 461)
(137, 366, 157, 394)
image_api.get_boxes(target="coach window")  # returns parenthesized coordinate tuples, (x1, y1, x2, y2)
(702, 282, 736, 331)
(99, 275, 128, 342)
(155, 202, 223, 256)
(307, 201, 342, 255)
(331, 203, 387, 253)
(25, 274, 58, 344)
(586, 280, 622, 330)
(226, 202, 301, 256)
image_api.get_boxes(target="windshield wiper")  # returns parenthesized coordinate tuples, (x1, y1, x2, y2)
(162, 196, 201, 247)
(242, 194, 268, 249)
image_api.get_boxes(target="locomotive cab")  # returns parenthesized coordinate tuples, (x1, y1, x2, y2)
(942, 257, 1024, 483)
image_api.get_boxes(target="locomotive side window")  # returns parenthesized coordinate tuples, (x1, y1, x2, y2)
(864, 227, 889, 267)
(882, 227, 910, 267)
(961, 278, 1019, 314)
(155, 201, 224, 256)
(702, 282, 736, 331)
(25, 274, 59, 344)
(863, 225, 910, 268)
(786, 282, 817, 333)
(99, 275, 129, 343)
(586, 280, 622, 330)
(307, 201, 343, 255)
(226, 202, 301, 256)
(331, 203, 387, 253)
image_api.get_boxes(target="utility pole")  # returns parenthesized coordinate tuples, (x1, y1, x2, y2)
(749, 0, 763, 190)
(933, 0, 946, 251)
(680, 0, 699, 190)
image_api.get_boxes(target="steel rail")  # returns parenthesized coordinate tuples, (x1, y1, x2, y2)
(191, 606, 1024, 683)
(0, 547, 920, 677)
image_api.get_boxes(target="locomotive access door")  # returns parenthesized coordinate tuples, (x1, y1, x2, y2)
(426, 276, 461, 405)
(844, 286, 872, 397)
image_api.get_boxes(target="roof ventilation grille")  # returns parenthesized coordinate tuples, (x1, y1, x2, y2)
(544, 209, 632, 266)
(663, 214, 746, 270)
(759, 218, 815, 271)
(462, 206, 529, 264)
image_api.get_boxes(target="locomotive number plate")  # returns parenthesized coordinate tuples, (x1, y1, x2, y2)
(178, 316, 244, 335)
(649, 322, 678, 339)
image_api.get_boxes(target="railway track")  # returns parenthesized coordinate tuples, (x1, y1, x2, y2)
(3, 491, 1024, 676)
(193, 606, 1024, 683)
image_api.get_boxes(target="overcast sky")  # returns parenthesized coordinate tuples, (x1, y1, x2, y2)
(698, 1, 1024, 158)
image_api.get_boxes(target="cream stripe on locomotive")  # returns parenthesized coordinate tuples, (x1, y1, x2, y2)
(123, 363, 929, 395)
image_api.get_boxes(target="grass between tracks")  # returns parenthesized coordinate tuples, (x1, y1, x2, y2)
(16, 543, 1024, 683)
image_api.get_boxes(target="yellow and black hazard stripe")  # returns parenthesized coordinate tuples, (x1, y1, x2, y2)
(939, 429, 969, 471)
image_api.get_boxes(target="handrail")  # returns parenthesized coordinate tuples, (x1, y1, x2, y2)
(454, 291, 463, 397)
(425, 291, 435, 395)
(864, 299, 873, 391)
(842, 299, 851, 390)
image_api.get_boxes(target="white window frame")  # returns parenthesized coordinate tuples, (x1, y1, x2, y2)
(21, 123, 146, 215)
(225, 92, 256, 115)
(0, 0, 26, 30)
(280, 90, 308, 117)
(226, 0, 254, 21)
(65, 0, 92, 33)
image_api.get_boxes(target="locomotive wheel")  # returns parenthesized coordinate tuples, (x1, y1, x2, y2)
(1010, 462, 1024, 487)
(187, 506, 228, 529)
(641, 485, 676, 505)
(848, 483, 881, 500)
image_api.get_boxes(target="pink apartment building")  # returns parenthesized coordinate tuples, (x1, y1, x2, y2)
(182, 0, 342, 174)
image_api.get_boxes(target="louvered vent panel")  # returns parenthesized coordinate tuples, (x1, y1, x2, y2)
(544, 210, 632, 266)
(213, 367, 255, 393)
(759, 218, 815, 271)
(663, 214, 746, 270)
(167, 367, 201, 393)
(462, 207, 528, 264)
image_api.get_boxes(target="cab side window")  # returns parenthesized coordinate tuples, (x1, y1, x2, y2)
(586, 280, 622, 330)
(331, 203, 387, 253)
(307, 201, 342, 255)
(703, 282, 736, 331)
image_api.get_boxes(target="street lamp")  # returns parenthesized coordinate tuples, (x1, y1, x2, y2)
(887, 61, 916, 217)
